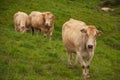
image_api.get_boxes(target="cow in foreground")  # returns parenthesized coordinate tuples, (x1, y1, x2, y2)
(14, 11, 29, 33)
(62, 19, 102, 78)
(28, 11, 55, 40)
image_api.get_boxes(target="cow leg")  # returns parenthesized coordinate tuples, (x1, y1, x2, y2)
(43, 32, 47, 38)
(85, 65, 90, 78)
(67, 50, 72, 68)
(15, 25, 19, 31)
(74, 54, 78, 68)
(42, 29, 47, 38)
(76, 51, 87, 77)
(36, 29, 40, 35)
(85, 53, 94, 78)
(31, 27, 34, 35)
(49, 28, 53, 40)
(15, 26, 17, 31)
(49, 31, 53, 40)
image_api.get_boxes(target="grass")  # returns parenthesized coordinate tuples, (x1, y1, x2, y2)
(0, 0, 120, 80)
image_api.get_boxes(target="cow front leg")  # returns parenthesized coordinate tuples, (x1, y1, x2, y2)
(85, 65, 90, 78)
(85, 52, 94, 78)
(42, 31, 47, 38)
(76, 51, 87, 77)
(43, 33, 47, 38)
(15, 25, 19, 31)
(49, 31, 53, 40)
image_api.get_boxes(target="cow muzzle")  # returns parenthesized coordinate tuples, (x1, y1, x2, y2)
(45, 21, 51, 26)
(88, 45, 93, 49)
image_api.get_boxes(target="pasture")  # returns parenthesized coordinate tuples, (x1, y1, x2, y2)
(0, 0, 120, 80)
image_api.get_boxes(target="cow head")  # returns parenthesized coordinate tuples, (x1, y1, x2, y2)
(81, 25, 102, 50)
(20, 25, 29, 33)
(43, 12, 55, 27)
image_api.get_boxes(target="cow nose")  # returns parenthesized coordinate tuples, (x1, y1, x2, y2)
(88, 45, 93, 49)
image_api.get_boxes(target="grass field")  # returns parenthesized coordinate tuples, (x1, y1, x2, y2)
(0, 0, 120, 80)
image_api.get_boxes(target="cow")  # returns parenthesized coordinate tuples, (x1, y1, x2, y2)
(28, 11, 55, 40)
(14, 11, 29, 33)
(42, 12, 55, 40)
(62, 18, 102, 78)
(101, 7, 114, 12)
(28, 11, 44, 34)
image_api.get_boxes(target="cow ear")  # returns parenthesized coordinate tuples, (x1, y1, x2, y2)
(81, 28, 87, 33)
(42, 14, 46, 22)
(52, 16, 55, 19)
(97, 30, 102, 36)
(42, 13, 45, 18)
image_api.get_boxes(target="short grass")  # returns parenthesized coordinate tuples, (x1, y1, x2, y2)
(0, 0, 120, 80)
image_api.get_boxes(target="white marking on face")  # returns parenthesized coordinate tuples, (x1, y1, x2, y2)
(45, 14, 53, 27)
(45, 19, 51, 26)
(86, 27, 97, 49)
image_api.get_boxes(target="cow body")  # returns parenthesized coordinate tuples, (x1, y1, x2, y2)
(28, 11, 44, 34)
(62, 18, 101, 78)
(101, 7, 114, 12)
(29, 11, 55, 40)
(14, 11, 29, 33)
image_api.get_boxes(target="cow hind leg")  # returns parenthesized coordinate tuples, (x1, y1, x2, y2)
(35, 29, 40, 35)
(31, 27, 34, 35)
(67, 50, 72, 69)
(15, 26, 17, 31)
(74, 53, 78, 68)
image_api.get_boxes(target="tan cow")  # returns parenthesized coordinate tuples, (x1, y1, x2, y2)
(42, 12, 55, 40)
(28, 11, 44, 34)
(101, 7, 114, 12)
(29, 11, 55, 40)
(62, 18, 102, 78)
(14, 11, 29, 33)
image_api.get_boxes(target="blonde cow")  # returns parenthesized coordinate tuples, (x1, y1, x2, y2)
(14, 11, 29, 33)
(62, 19, 102, 78)
(29, 11, 55, 40)
(101, 7, 114, 12)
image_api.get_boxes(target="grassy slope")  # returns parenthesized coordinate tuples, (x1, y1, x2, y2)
(0, 0, 120, 80)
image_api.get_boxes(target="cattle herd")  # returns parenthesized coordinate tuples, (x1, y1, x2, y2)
(14, 11, 55, 40)
(13, 11, 102, 79)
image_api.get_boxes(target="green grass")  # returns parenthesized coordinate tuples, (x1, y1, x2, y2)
(0, 0, 120, 80)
